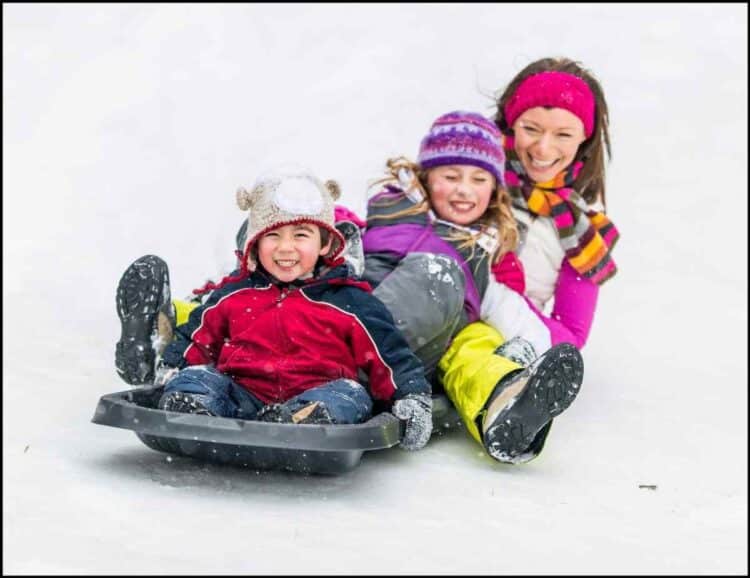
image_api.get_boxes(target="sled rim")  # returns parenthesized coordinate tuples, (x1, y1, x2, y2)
(92, 388, 403, 451)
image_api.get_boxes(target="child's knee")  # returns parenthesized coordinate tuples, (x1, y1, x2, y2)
(163, 366, 244, 417)
(329, 379, 373, 409)
(292, 379, 373, 423)
(164, 365, 231, 396)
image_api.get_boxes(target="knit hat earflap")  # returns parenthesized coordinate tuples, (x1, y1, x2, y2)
(417, 110, 506, 187)
(236, 167, 346, 269)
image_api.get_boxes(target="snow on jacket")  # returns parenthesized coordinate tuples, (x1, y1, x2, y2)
(362, 186, 551, 355)
(512, 207, 599, 348)
(161, 263, 430, 405)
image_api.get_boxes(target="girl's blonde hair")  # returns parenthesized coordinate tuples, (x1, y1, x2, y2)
(369, 156, 519, 264)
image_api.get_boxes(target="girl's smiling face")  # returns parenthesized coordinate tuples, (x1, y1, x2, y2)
(257, 223, 331, 282)
(426, 165, 495, 226)
(512, 107, 587, 183)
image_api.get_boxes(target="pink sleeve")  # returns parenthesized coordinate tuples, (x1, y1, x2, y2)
(525, 260, 599, 349)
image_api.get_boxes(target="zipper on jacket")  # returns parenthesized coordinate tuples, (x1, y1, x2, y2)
(273, 285, 292, 401)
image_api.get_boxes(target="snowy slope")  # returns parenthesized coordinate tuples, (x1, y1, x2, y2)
(3, 4, 747, 574)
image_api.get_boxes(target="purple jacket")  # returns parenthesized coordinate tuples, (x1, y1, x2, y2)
(354, 187, 599, 350)
(362, 189, 484, 323)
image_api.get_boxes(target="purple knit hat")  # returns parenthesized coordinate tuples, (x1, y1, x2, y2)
(417, 111, 506, 187)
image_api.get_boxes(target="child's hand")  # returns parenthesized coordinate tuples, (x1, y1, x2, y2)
(392, 393, 433, 450)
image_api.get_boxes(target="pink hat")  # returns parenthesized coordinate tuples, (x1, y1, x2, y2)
(504, 71, 596, 138)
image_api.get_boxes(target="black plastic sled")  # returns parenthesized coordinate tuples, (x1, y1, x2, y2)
(92, 386, 461, 475)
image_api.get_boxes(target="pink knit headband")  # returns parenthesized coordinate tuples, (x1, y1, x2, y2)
(504, 71, 596, 138)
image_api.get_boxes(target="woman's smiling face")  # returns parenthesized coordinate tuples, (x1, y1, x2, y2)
(512, 107, 587, 183)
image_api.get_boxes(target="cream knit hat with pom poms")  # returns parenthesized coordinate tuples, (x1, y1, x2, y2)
(236, 166, 346, 269)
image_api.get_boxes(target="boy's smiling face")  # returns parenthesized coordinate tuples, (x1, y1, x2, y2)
(257, 223, 332, 282)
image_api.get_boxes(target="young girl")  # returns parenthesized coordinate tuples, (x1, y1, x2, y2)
(439, 58, 619, 463)
(360, 110, 586, 463)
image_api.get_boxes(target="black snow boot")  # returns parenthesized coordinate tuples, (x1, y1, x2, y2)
(158, 391, 215, 416)
(115, 255, 175, 385)
(257, 401, 335, 425)
(481, 343, 584, 464)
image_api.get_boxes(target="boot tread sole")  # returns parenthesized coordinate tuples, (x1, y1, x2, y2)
(484, 343, 584, 462)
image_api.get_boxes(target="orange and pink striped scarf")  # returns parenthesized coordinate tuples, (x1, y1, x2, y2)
(503, 137, 619, 285)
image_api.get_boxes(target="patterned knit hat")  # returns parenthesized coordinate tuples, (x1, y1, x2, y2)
(417, 111, 506, 187)
(236, 167, 346, 268)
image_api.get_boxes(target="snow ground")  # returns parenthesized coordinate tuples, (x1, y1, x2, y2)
(3, 3, 747, 574)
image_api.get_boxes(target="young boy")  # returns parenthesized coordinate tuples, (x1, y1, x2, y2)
(145, 168, 432, 450)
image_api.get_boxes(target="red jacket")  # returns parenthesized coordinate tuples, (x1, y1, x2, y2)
(162, 265, 429, 405)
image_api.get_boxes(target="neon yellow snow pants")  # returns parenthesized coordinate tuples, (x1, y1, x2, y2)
(437, 321, 521, 444)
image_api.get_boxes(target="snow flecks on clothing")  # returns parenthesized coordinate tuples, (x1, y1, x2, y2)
(423, 254, 459, 288)
(150, 333, 167, 353)
(486, 445, 536, 464)
(392, 394, 432, 451)
(427, 257, 444, 277)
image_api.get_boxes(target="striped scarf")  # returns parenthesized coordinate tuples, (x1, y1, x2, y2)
(503, 135, 619, 285)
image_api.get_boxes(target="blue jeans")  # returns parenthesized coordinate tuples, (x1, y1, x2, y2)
(162, 366, 373, 424)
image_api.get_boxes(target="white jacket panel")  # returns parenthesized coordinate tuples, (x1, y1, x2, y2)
(512, 208, 565, 312)
(480, 275, 552, 356)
